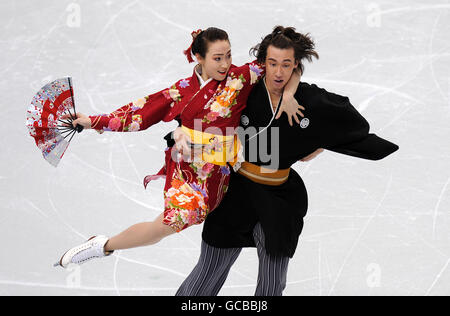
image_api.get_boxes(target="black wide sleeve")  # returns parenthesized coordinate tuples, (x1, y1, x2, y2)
(302, 84, 399, 160)
(327, 133, 399, 160)
(163, 131, 175, 147)
(162, 117, 182, 148)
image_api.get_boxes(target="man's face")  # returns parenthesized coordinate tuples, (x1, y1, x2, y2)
(264, 45, 298, 93)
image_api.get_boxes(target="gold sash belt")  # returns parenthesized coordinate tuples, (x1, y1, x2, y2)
(237, 161, 290, 186)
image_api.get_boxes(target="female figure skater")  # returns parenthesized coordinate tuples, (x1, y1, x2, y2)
(54, 27, 304, 268)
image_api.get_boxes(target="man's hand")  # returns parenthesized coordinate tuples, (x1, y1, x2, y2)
(300, 148, 324, 162)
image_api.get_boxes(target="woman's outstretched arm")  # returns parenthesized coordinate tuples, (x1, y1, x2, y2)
(63, 81, 185, 133)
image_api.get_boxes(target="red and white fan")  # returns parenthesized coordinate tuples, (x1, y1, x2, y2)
(26, 77, 83, 167)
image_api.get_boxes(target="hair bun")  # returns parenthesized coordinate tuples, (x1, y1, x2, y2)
(191, 29, 203, 40)
(272, 26, 284, 34)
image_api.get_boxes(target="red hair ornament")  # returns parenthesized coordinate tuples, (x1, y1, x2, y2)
(183, 29, 202, 63)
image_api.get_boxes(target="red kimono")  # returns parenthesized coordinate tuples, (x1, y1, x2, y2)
(89, 62, 265, 232)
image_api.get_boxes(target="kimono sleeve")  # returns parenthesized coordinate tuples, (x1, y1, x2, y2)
(247, 60, 266, 85)
(327, 134, 399, 160)
(89, 81, 183, 132)
(311, 86, 399, 160)
(231, 60, 266, 89)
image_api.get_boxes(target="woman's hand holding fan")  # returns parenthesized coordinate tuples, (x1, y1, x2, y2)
(60, 112, 91, 130)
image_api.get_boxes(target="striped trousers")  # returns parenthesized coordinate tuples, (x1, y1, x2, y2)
(176, 223, 290, 296)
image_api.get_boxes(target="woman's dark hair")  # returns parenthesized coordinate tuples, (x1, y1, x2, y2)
(184, 27, 229, 63)
(250, 26, 319, 74)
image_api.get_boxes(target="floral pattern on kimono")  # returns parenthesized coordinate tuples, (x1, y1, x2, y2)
(201, 74, 246, 124)
(89, 61, 265, 232)
(162, 158, 233, 232)
(163, 167, 209, 232)
(89, 82, 185, 132)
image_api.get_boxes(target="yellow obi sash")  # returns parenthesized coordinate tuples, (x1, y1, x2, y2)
(181, 125, 241, 167)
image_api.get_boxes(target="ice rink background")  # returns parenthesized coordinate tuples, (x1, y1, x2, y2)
(1, 0, 449, 296)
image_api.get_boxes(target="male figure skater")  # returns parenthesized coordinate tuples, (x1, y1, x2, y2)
(173, 26, 399, 296)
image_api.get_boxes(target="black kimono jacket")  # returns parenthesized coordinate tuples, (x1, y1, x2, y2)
(199, 79, 399, 258)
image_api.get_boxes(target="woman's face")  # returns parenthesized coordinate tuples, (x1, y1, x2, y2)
(196, 40, 232, 81)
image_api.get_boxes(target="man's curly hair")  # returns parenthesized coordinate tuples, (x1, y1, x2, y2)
(250, 26, 319, 75)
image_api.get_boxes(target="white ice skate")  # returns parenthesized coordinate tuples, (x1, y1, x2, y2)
(54, 235, 114, 268)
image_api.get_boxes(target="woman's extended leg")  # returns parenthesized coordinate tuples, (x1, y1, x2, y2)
(104, 212, 176, 251)
(55, 212, 176, 268)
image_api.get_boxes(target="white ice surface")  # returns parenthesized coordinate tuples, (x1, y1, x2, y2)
(0, 0, 449, 296)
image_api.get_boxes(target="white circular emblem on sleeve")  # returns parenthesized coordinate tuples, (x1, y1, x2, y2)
(241, 115, 250, 126)
(300, 118, 310, 129)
